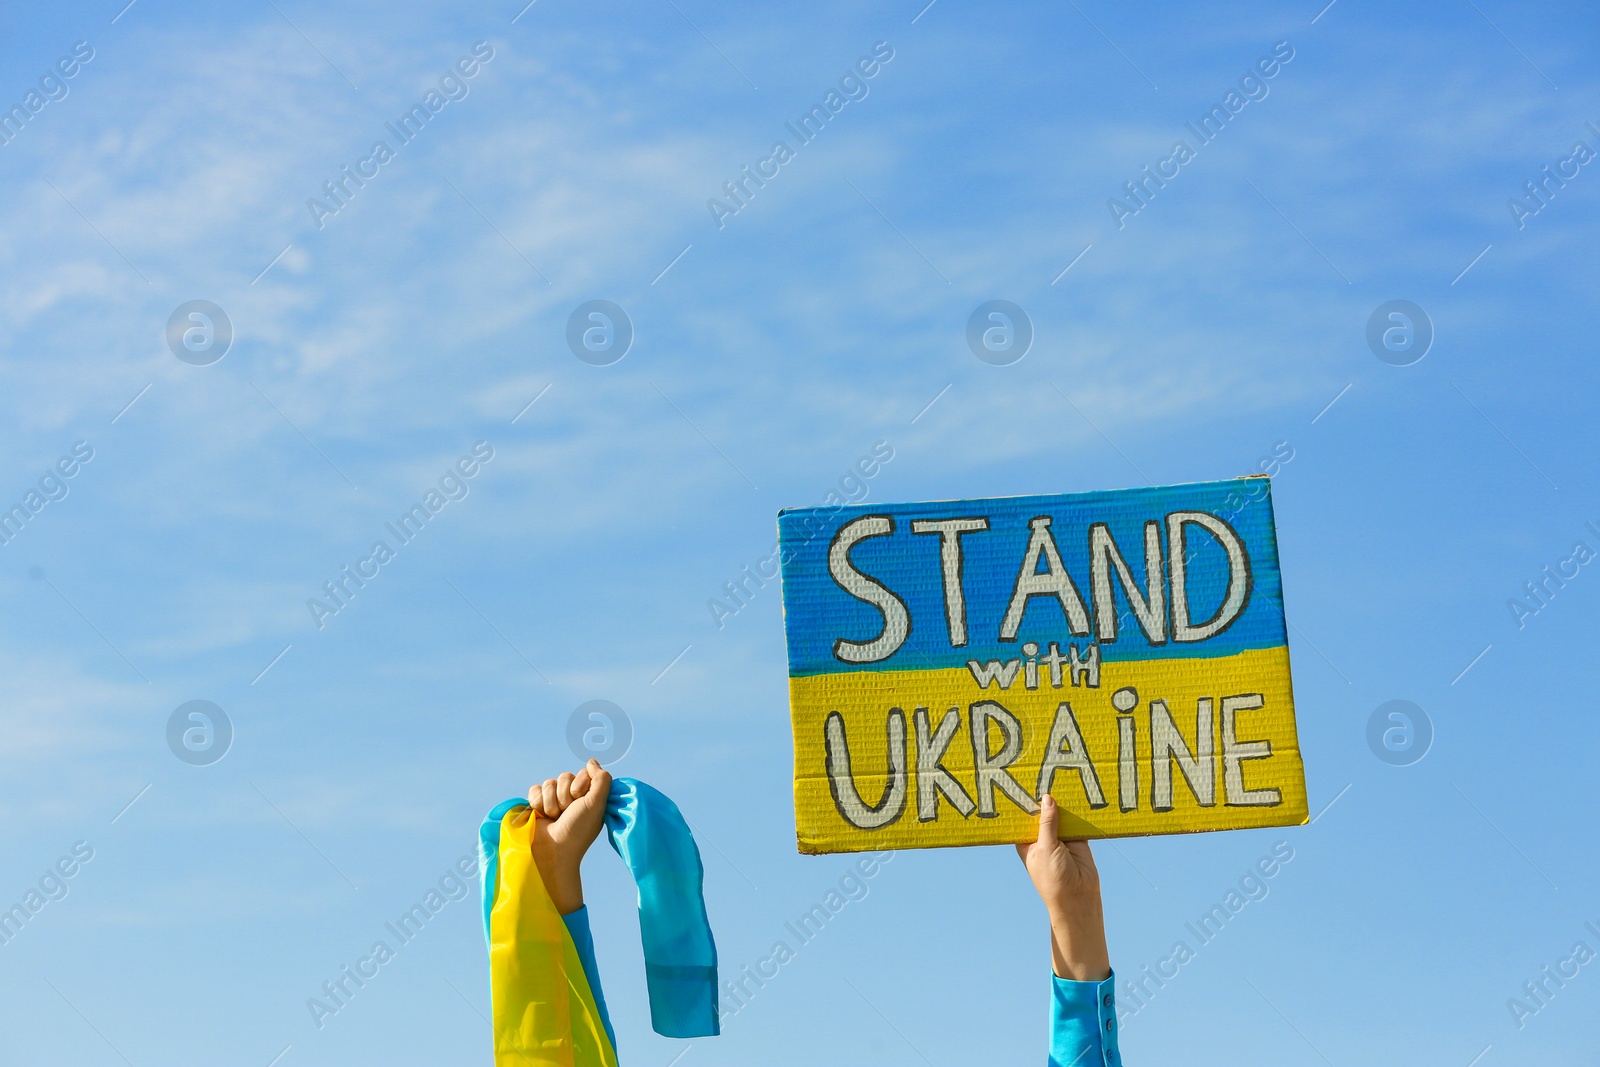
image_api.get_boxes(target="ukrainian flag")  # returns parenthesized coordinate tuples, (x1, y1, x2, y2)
(480, 779, 719, 1066)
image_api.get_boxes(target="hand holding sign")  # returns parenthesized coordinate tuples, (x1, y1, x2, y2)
(1018, 794, 1111, 982)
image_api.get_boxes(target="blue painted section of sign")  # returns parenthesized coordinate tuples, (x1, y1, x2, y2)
(778, 478, 1285, 677)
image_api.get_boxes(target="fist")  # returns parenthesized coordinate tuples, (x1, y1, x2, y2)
(527, 758, 612, 914)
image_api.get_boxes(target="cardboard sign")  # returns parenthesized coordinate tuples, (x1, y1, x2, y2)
(778, 477, 1307, 854)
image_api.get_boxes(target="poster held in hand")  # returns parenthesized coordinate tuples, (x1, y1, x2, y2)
(777, 476, 1308, 854)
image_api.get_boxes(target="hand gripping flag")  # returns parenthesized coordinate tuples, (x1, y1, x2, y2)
(479, 778, 719, 1066)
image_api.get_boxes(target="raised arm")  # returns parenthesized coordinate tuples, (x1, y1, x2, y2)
(527, 758, 613, 914)
(1017, 794, 1121, 1066)
(526, 758, 617, 1049)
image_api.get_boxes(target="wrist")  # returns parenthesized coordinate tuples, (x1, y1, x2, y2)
(533, 854, 584, 914)
(1047, 900, 1110, 983)
(548, 877, 583, 915)
(1044, 890, 1102, 928)
(1050, 929, 1110, 982)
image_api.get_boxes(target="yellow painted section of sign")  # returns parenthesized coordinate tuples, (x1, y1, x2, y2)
(791, 645, 1307, 853)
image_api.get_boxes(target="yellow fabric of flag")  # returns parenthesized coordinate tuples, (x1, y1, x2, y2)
(488, 806, 619, 1067)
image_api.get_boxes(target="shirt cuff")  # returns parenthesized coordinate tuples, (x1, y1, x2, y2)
(560, 906, 617, 1051)
(561, 903, 593, 938)
(1050, 969, 1120, 1067)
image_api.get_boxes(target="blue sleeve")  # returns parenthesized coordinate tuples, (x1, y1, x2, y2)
(561, 906, 618, 1053)
(1049, 969, 1121, 1066)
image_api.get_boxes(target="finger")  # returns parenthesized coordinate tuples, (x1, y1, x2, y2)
(526, 785, 545, 816)
(541, 779, 560, 816)
(573, 769, 613, 815)
(556, 772, 576, 810)
(571, 766, 592, 798)
(1037, 793, 1060, 846)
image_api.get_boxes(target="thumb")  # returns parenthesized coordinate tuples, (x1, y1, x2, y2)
(570, 768, 613, 817)
(1037, 792, 1059, 847)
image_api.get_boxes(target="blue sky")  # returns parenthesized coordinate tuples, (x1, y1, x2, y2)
(0, 0, 1597, 1064)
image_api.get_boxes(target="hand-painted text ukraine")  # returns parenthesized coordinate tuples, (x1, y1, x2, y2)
(819, 510, 1277, 831)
